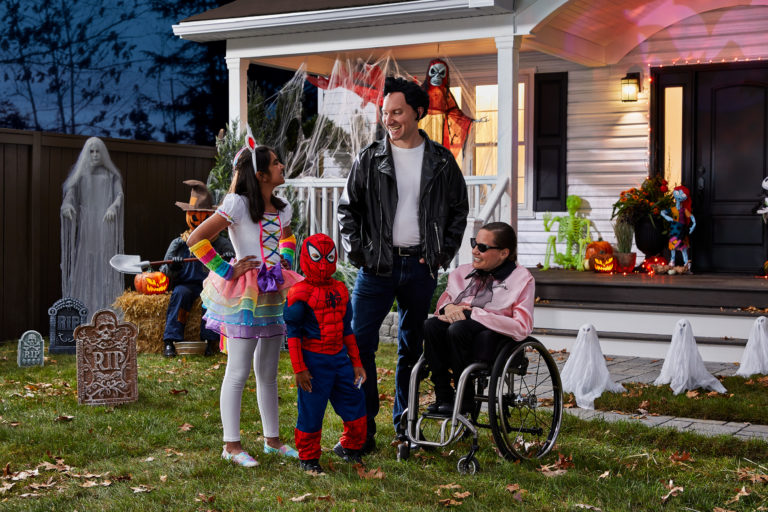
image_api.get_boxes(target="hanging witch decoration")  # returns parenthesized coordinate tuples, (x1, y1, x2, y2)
(420, 59, 474, 159)
(660, 185, 696, 271)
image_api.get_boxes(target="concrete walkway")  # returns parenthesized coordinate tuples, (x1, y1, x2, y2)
(558, 354, 768, 442)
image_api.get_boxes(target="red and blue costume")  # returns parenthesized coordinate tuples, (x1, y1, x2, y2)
(285, 234, 367, 461)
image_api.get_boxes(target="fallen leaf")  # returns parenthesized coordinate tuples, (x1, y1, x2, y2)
(169, 389, 188, 395)
(143, 457, 155, 462)
(54, 415, 74, 422)
(356, 465, 385, 479)
(317, 495, 335, 503)
(453, 491, 471, 499)
(19, 492, 42, 499)
(438, 498, 463, 507)
(178, 423, 194, 432)
(685, 390, 699, 398)
(574, 505, 603, 511)
(669, 451, 693, 463)
(164, 448, 184, 457)
(159, 475, 167, 483)
(737, 467, 768, 483)
(598, 470, 610, 480)
(195, 493, 215, 503)
(661, 480, 683, 503)
(713, 508, 737, 512)
(439, 483, 463, 490)
(290, 492, 312, 502)
(725, 486, 750, 505)
(638, 400, 650, 409)
(11, 469, 39, 481)
(0, 482, 16, 494)
(81, 480, 99, 488)
(131, 485, 152, 493)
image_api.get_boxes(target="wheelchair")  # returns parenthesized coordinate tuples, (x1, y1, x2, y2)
(397, 336, 563, 474)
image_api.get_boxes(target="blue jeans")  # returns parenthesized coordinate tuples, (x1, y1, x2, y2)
(351, 255, 437, 438)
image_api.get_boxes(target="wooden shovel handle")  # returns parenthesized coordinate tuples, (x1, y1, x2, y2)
(148, 257, 199, 267)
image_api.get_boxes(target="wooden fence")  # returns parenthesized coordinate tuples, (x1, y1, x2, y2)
(0, 129, 215, 341)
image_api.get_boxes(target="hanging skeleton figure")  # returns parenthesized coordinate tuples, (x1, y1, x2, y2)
(420, 59, 474, 159)
(661, 185, 696, 269)
(542, 195, 592, 271)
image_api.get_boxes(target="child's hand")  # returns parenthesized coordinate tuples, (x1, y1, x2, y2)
(353, 366, 366, 388)
(279, 256, 290, 270)
(295, 370, 313, 392)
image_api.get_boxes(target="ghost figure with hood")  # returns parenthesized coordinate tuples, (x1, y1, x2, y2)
(737, 316, 768, 377)
(60, 137, 124, 313)
(420, 59, 473, 159)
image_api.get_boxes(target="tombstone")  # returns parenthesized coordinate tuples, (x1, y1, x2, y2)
(49, 297, 88, 354)
(17, 330, 45, 367)
(75, 309, 138, 405)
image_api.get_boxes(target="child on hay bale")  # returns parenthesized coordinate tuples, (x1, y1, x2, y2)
(160, 180, 234, 357)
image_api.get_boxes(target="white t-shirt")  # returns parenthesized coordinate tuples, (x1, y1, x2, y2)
(391, 141, 424, 247)
(215, 193, 292, 266)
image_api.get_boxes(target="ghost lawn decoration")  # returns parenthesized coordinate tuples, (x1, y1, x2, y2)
(654, 319, 727, 395)
(560, 324, 625, 409)
(420, 59, 473, 159)
(736, 316, 768, 377)
(60, 137, 124, 313)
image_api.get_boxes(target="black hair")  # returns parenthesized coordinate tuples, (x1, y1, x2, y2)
(383, 76, 430, 121)
(229, 145, 286, 224)
(481, 222, 518, 261)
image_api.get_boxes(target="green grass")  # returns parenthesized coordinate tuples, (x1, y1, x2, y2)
(584, 376, 768, 424)
(1, 341, 767, 511)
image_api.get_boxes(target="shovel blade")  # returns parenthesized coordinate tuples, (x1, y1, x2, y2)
(109, 254, 149, 274)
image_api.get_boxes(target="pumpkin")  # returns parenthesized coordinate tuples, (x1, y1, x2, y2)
(134, 271, 169, 295)
(590, 254, 615, 273)
(584, 239, 613, 261)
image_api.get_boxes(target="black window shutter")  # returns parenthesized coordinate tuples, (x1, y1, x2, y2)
(533, 72, 568, 211)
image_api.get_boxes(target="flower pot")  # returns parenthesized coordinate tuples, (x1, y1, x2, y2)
(614, 252, 637, 273)
(634, 217, 666, 257)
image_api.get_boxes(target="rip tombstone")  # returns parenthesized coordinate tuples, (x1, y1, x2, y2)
(75, 309, 138, 405)
(18, 330, 45, 367)
(49, 297, 88, 354)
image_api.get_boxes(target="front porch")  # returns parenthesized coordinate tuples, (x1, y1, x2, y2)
(532, 269, 768, 362)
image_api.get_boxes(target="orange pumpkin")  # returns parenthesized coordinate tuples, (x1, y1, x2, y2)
(134, 271, 169, 295)
(590, 254, 615, 273)
(584, 239, 613, 261)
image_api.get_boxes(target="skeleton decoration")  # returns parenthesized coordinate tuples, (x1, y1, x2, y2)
(560, 324, 624, 409)
(654, 319, 727, 395)
(420, 58, 473, 159)
(61, 137, 124, 313)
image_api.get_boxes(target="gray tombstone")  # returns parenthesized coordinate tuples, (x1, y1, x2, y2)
(75, 309, 138, 406)
(49, 297, 88, 354)
(17, 330, 45, 367)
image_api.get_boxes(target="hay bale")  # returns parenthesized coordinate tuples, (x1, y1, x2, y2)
(112, 291, 204, 353)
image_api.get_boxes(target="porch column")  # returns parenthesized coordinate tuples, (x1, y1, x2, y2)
(226, 57, 249, 131)
(495, 35, 521, 230)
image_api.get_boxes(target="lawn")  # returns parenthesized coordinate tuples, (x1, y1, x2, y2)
(1, 340, 767, 511)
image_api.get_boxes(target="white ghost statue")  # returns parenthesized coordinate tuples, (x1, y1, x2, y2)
(654, 319, 727, 395)
(561, 324, 625, 409)
(736, 316, 768, 377)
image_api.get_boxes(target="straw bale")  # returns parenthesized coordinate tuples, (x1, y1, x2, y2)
(113, 291, 203, 353)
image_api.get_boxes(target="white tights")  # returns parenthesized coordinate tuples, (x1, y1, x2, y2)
(220, 335, 282, 442)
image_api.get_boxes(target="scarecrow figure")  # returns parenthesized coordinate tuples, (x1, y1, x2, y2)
(660, 185, 695, 269)
(420, 59, 473, 159)
(160, 180, 234, 357)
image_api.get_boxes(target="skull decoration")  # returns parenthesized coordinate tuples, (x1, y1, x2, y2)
(94, 313, 117, 342)
(428, 60, 448, 88)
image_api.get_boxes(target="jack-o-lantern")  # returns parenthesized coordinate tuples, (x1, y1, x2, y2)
(590, 254, 615, 273)
(134, 271, 169, 295)
(585, 239, 613, 261)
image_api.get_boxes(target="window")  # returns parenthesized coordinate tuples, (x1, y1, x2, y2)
(663, 86, 683, 188)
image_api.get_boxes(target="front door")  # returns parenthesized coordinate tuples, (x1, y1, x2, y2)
(694, 67, 768, 273)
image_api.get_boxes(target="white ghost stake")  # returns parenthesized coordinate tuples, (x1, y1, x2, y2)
(654, 319, 727, 395)
(736, 316, 768, 377)
(561, 324, 625, 409)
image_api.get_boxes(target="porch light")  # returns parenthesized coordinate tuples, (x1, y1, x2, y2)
(621, 73, 641, 102)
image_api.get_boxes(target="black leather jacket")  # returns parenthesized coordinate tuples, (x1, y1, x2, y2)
(337, 130, 468, 277)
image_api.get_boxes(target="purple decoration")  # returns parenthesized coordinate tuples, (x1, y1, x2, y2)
(257, 263, 284, 293)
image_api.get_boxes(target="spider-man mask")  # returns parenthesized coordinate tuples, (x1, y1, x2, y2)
(300, 233, 337, 284)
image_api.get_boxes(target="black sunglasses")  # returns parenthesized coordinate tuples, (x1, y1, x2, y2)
(470, 238, 502, 253)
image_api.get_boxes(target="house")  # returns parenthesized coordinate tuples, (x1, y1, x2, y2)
(173, 0, 768, 360)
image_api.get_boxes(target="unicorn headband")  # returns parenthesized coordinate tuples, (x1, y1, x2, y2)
(232, 124, 259, 173)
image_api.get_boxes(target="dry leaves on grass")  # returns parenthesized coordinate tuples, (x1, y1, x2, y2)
(537, 454, 574, 477)
(290, 493, 313, 502)
(355, 464, 385, 479)
(131, 484, 152, 493)
(713, 508, 736, 512)
(685, 390, 699, 399)
(435, 482, 463, 495)
(0, 482, 15, 494)
(178, 423, 194, 432)
(573, 505, 602, 511)
(54, 415, 74, 422)
(438, 498, 463, 507)
(725, 486, 751, 505)
(169, 389, 188, 395)
(195, 493, 215, 503)
(597, 470, 610, 480)
(505, 483, 527, 502)
(669, 451, 693, 464)
(737, 467, 768, 484)
(661, 480, 683, 503)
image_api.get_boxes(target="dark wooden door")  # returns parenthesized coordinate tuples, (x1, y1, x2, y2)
(694, 67, 768, 273)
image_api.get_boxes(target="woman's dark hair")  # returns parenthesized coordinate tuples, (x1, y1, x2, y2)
(229, 145, 286, 223)
(383, 76, 430, 121)
(481, 222, 518, 261)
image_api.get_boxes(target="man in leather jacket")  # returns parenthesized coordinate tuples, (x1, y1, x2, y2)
(338, 77, 468, 452)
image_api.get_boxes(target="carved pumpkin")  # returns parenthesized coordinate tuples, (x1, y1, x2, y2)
(134, 271, 169, 295)
(585, 240, 613, 261)
(590, 254, 615, 273)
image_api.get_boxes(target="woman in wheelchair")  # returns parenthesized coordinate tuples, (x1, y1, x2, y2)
(423, 221, 534, 415)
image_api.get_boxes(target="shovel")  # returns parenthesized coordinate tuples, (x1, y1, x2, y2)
(110, 254, 197, 274)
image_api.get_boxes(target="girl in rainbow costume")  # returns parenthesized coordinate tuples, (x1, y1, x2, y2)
(188, 130, 302, 467)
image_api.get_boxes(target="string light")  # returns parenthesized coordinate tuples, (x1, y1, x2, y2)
(644, 55, 765, 68)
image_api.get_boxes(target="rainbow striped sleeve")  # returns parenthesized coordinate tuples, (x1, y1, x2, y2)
(278, 234, 297, 267)
(190, 239, 233, 280)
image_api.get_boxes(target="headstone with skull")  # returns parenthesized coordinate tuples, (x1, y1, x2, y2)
(75, 309, 138, 405)
(17, 330, 45, 367)
(49, 297, 88, 354)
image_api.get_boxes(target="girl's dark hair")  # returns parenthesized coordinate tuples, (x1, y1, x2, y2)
(384, 76, 430, 121)
(481, 222, 518, 261)
(229, 145, 286, 223)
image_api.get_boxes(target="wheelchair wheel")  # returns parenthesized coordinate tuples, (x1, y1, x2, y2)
(456, 456, 480, 475)
(488, 338, 562, 461)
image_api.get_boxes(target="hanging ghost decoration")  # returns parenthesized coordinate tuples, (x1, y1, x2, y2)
(736, 316, 768, 377)
(420, 58, 473, 159)
(560, 324, 625, 409)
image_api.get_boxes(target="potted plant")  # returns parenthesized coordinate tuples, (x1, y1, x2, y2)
(612, 218, 636, 272)
(611, 176, 673, 257)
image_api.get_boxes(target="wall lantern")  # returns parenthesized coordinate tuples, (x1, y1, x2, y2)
(621, 72, 641, 102)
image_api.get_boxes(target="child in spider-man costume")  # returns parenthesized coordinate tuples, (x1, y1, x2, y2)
(284, 233, 367, 473)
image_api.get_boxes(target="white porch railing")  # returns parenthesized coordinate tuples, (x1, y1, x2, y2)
(280, 175, 507, 268)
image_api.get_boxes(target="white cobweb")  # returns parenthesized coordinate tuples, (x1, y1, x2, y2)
(560, 323, 625, 409)
(736, 316, 768, 377)
(654, 319, 727, 395)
